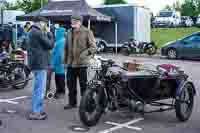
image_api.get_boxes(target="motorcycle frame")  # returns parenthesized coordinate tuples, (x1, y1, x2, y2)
(123, 76, 196, 114)
(0, 61, 31, 87)
(91, 60, 196, 114)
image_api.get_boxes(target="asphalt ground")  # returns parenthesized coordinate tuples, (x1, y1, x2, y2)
(0, 54, 200, 133)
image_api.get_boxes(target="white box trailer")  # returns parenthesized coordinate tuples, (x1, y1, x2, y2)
(93, 4, 151, 48)
(0, 10, 25, 25)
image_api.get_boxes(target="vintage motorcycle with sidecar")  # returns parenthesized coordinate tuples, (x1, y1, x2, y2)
(79, 56, 196, 127)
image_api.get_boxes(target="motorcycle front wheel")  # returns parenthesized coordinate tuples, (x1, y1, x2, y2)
(79, 88, 106, 127)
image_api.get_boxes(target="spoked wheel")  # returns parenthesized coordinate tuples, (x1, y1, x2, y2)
(146, 46, 157, 56)
(167, 49, 177, 59)
(12, 64, 30, 90)
(79, 88, 105, 127)
(175, 83, 194, 122)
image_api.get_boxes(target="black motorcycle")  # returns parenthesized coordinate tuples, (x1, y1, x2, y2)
(122, 38, 157, 56)
(79, 56, 195, 127)
(0, 51, 31, 90)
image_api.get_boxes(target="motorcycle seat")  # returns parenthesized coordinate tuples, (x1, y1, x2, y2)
(158, 64, 179, 71)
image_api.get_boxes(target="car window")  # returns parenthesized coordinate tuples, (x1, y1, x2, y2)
(159, 12, 173, 17)
(184, 35, 200, 42)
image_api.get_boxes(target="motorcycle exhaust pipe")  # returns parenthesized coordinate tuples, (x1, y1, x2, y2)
(13, 77, 32, 85)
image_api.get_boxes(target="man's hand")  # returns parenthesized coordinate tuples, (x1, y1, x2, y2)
(47, 27, 50, 33)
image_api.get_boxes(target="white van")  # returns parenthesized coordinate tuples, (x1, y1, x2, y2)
(153, 10, 181, 27)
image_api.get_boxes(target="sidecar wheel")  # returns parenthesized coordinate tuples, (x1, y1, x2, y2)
(175, 83, 194, 122)
(79, 88, 105, 127)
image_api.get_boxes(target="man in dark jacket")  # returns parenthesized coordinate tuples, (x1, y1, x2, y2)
(26, 17, 54, 120)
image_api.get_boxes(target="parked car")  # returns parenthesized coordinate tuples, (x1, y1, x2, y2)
(196, 14, 200, 27)
(161, 32, 200, 59)
(153, 10, 181, 27)
(181, 16, 193, 27)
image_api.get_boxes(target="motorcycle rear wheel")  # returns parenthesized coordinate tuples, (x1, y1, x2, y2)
(12, 64, 30, 90)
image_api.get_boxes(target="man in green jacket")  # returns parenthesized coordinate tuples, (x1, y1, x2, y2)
(63, 14, 96, 109)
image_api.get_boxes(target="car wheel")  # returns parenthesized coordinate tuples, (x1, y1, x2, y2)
(97, 42, 106, 53)
(167, 48, 177, 59)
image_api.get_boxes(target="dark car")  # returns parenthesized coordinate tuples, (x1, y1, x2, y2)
(161, 32, 200, 59)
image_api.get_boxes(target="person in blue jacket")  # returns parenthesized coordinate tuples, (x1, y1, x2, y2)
(51, 27, 66, 98)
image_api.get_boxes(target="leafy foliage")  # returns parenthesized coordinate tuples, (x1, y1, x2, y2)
(0, 0, 18, 10)
(103, 0, 127, 5)
(3, 0, 48, 13)
(163, 0, 200, 17)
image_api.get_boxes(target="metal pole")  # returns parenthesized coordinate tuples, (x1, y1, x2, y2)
(15, 24, 18, 48)
(88, 19, 91, 29)
(1, 8, 3, 25)
(115, 22, 118, 54)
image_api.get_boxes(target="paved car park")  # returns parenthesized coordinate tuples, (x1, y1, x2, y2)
(0, 54, 200, 133)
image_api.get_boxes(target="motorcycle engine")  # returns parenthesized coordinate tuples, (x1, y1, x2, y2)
(106, 66, 123, 80)
(128, 99, 144, 113)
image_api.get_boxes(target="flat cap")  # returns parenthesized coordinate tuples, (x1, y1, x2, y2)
(71, 14, 83, 22)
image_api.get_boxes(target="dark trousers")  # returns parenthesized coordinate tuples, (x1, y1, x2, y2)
(45, 67, 52, 96)
(55, 74, 65, 95)
(67, 67, 87, 106)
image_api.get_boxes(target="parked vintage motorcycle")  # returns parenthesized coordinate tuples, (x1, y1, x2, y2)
(79, 56, 195, 127)
(0, 49, 31, 90)
(122, 38, 157, 56)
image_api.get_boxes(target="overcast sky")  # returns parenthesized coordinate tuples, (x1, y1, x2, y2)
(6, 0, 183, 15)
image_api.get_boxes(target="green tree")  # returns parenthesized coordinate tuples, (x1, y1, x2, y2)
(181, 0, 198, 16)
(0, 0, 17, 10)
(172, 0, 182, 12)
(162, 0, 200, 17)
(15, 0, 48, 13)
(163, 1, 182, 11)
(163, 5, 173, 11)
(196, 0, 200, 15)
(103, 0, 127, 5)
